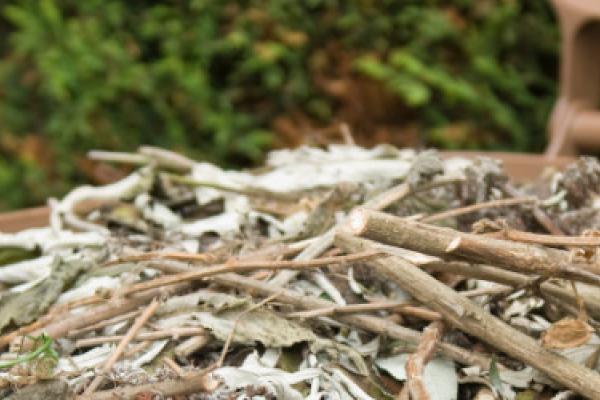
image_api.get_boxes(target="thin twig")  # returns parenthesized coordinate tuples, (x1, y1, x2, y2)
(288, 301, 441, 321)
(105, 251, 221, 266)
(217, 292, 281, 367)
(75, 327, 206, 348)
(406, 321, 445, 400)
(119, 251, 382, 296)
(491, 228, 600, 248)
(68, 310, 142, 337)
(83, 298, 160, 395)
(421, 196, 537, 223)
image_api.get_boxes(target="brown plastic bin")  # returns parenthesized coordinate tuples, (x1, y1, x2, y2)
(547, 0, 600, 156)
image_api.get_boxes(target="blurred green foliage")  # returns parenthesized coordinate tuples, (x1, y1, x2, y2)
(0, 0, 558, 210)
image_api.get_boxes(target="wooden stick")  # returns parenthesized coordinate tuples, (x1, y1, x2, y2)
(494, 228, 600, 248)
(335, 232, 600, 398)
(421, 196, 537, 223)
(78, 371, 214, 400)
(68, 310, 142, 337)
(84, 298, 160, 394)
(75, 327, 207, 348)
(347, 209, 600, 285)
(212, 273, 493, 370)
(36, 284, 189, 341)
(406, 321, 445, 400)
(120, 251, 381, 296)
(288, 301, 441, 321)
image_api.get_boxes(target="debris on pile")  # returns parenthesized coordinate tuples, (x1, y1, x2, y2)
(1, 145, 600, 399)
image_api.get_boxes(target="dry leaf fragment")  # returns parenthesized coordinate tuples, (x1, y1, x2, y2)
(542, 318, 593, 349)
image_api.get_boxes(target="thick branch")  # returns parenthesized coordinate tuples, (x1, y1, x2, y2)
(335, 232, 600, 398)
(358, 237, 600, 319)
(347, 209, 600, 286)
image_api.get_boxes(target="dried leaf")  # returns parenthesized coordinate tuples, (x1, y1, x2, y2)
(542, 318, 593, 349)
(0, 257, 88, 332)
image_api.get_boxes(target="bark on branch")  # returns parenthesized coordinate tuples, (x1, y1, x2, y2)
(347, 209, 600, 286)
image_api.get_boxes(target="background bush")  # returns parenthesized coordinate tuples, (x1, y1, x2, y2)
(0, 0, 558, 210)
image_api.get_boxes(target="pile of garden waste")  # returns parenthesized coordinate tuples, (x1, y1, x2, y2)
(1, 145, 600, 399)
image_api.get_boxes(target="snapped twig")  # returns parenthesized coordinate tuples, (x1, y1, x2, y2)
(83, 298, 160, 395)
(347, 209, 600, 286)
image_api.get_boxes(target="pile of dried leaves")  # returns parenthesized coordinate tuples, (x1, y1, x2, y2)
(0, 145, 600, 399)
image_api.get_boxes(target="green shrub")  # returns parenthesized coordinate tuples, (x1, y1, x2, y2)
(0, 0, 558, 210)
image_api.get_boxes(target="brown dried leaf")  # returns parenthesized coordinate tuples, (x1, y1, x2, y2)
(541, 318, 593, 349)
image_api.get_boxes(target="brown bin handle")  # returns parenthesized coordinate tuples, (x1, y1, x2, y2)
(547, 0, 600, 157)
